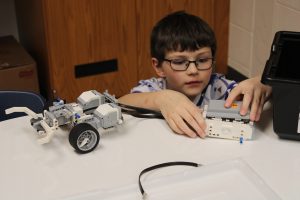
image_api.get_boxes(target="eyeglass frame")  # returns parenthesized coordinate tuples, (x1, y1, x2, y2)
(163, 57, 215, 71)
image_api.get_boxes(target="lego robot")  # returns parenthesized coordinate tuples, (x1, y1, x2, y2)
(5, 90, 123, 154)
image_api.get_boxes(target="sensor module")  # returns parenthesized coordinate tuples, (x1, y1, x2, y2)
(203, 100, 253, 140)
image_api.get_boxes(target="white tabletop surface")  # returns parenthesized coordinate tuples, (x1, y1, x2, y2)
(0, 104, 300, 200)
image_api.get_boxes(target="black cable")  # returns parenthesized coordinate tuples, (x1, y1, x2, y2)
(138, 161, 201, 199)
(118, 103, 164, 119)
(121, 109, 164, 119)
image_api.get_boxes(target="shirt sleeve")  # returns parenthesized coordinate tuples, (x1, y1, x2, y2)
(130, 77, 165, 93)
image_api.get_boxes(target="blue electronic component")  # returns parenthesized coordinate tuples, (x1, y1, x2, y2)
(239, 136, 244, 144)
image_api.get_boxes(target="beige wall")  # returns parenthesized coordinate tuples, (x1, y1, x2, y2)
(229, 0, 300, 77)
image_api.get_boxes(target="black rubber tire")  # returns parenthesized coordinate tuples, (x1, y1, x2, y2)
(69, 123, 100, 154)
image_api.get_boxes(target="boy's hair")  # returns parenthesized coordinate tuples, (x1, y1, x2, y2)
(151, 11, 217, 62)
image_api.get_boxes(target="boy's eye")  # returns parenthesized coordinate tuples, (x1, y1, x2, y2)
(197, 58, 210, 63)
(171, 59, 187, 65)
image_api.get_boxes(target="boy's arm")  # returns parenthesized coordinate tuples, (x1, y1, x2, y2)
(118, 90, 206, 138)
(225, 75, 272, 121)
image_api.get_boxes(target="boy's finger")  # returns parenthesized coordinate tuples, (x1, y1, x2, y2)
(249, 91, 261, 121)
(192, 111, 207, 137)
(185, 118, 206, 138)
(225, 87, 241, 107)
(168, 118, 184, 135)
(173, 115, 197, 138)
(240, 93, 252, 116)
(186, 106, 206, 137)
(249, 101, 258, 121)
(254, 94, 266, 121)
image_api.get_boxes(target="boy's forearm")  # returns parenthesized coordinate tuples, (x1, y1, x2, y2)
(118, 92, 161, 111)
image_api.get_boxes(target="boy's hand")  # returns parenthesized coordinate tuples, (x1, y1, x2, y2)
(225, 76, 272, 121)
(156, 90, 206, 138)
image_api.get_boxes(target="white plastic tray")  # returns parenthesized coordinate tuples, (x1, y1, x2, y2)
(59, 159, 280, 200)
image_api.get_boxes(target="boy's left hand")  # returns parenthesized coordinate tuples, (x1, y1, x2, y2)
(224, 76, 272, 121)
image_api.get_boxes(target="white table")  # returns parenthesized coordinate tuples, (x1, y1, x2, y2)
(0, 105, 300, 200)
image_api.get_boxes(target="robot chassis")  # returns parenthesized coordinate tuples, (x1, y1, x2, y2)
(6, 90, 123, 154)
(5, 90, 254, 154)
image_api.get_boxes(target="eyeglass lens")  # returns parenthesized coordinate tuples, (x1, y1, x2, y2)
(169, 58, 213, 71)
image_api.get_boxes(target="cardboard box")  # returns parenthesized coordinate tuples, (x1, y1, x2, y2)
(0, 35, 39, 93)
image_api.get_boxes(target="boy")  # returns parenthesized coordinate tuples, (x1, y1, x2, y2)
(118, 11, 272, 138)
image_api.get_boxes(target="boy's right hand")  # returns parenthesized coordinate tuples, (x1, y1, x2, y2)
(155, 90, 206, 138)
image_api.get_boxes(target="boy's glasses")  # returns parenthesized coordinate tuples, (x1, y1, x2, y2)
(163, 57, 214, 71)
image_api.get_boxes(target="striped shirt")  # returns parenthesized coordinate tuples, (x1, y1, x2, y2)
(130, 73, 237, 107)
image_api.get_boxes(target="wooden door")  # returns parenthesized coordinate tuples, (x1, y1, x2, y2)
(42, 0, 138, 101)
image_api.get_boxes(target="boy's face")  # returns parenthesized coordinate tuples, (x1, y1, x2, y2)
(152, 47, 213, 100)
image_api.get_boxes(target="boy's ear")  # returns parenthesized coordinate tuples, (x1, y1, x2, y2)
(152, 58, 166, 77)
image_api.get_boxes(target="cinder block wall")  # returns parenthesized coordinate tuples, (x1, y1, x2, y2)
(229, 0, 300, 77)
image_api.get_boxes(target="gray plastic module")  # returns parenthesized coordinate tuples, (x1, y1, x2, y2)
(205, 100, 250, 120)
(203, 100, 253, 141)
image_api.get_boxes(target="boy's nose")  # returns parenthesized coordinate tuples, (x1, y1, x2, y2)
(186, 62, 198, 74)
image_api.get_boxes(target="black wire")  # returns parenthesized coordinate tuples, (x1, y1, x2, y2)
(118, 103, 161, 114)
(114, 105, 202, 197)
(138, 161, 201, 198)
(118, 103, 164, 119)
(121, 109, 164, 119)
